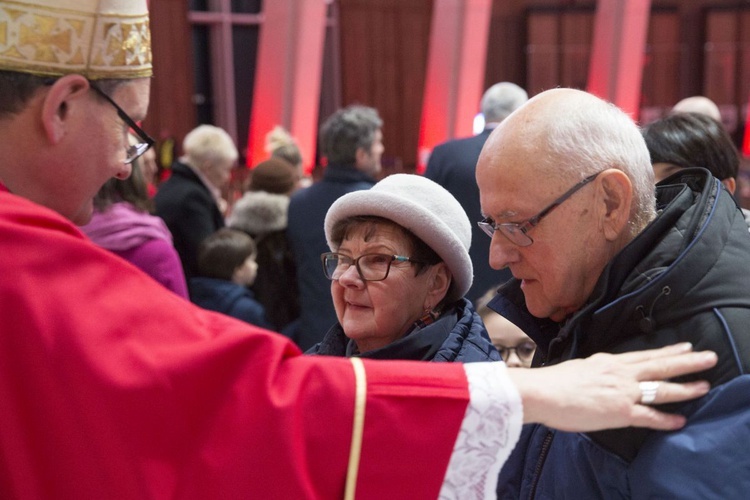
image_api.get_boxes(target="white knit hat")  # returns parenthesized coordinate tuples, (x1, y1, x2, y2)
(324, 174, 473, 302)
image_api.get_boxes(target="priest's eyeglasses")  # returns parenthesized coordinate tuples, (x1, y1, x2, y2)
(321, 252, 423, 282)
(88, 81, 155, 164)
(478, 171, 603, 247)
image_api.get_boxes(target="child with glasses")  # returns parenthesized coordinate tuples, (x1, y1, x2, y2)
(476, 286, 536, 368)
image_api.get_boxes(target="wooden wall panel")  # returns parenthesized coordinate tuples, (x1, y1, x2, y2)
(484, 0, 526, 90)
(561, 11, 593, 89)
(338, 0, 433, 173)
(527, 13, 560, 94)
(526, 9, 593, 95)
(641, 11, 680, 112)
(146, 0, 196, 161)
(740, 12, 750, 129)
(705, 11, 740, 133)
(704, 11, 738, 105)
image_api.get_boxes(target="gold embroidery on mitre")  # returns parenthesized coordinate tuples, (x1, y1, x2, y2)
(19, 14, 72, 63)
(5, 7, 26, 21)
(88, 17, 151, 78)
(0, 2, 151, 79)
(69, 46, 84, 66)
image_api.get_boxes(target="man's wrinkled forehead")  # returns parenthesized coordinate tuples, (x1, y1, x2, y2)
(478, 127, 569, 216)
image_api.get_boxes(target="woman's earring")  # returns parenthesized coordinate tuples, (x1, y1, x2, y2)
(414, 307, 439, 329)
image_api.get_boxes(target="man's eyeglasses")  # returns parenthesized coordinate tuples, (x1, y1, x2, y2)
(88, 81, 155, 164)
(495, 341, 536, 363)
(321, 252, 423, 282)
(478, 171, 604, 247)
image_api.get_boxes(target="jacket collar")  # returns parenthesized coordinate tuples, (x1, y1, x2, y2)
(321, 164, 377, 185)
(315, 305, 462, 361)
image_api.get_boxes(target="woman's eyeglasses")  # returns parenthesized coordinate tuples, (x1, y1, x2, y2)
(321, 252, 423, 282)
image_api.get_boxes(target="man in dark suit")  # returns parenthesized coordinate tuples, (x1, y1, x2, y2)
(155, 125, 237, 282)
(425, 82, 528, 303)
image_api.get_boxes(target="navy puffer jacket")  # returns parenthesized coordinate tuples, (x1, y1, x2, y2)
(308, 298, 500, 363)
(494, 169, 750, 498)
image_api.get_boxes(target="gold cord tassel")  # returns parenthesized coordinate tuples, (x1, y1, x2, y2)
(344, 357, 367, 500)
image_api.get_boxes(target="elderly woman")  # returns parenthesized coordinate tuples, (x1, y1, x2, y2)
(307, 174, 500, 362)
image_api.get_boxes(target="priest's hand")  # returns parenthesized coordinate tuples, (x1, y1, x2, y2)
(507, 342, 717, 432)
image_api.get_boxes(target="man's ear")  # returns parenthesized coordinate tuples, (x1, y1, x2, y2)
(40, 75, 90, 145)
(597, 169, 632, 241)
(354, 146, 368, 168)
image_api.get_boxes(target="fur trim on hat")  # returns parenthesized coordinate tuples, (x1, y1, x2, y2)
(228, 191, 289, 236)
(324, 174, 473, 301)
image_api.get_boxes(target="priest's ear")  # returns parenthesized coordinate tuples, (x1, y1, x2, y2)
(40, 75, 90, 144)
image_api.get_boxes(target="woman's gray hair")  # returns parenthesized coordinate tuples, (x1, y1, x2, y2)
(182, 124, 238, 167)
(539, 94, 657, 235)
(319, 105, 382, 165)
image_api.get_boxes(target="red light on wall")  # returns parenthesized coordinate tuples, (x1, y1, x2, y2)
(742, 99, 750, 157)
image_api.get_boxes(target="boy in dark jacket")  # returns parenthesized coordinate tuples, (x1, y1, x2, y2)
(190, 228, 272, 330)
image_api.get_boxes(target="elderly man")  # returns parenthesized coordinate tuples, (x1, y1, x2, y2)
(0, 1, 720, 496)
(477, 88, 750, 497)
(425, 82, 528, 302)
(155, 124, 238, 280)
(287, 105, 384, 349)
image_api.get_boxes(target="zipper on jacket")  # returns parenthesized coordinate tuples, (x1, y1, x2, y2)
(527, 430, 554, 500)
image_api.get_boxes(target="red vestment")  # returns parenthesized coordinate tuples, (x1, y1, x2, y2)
(0, 192, 471, 498)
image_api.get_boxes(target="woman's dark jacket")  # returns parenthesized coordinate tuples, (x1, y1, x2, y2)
(307, 298, 500, 363)
(228, 191, 299, 333)
(154, 161, 225, 280)
(493, 169, 750, 498)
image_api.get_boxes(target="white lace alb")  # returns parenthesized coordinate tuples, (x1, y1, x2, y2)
(438, 362, 523, 499)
